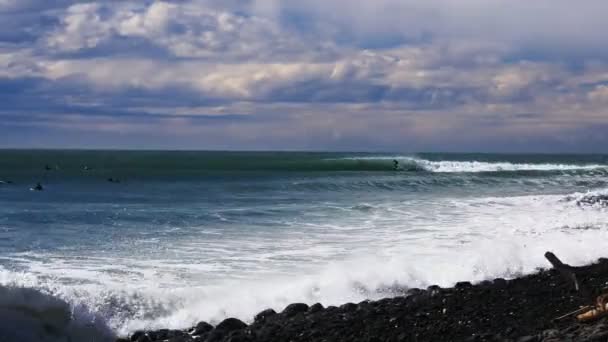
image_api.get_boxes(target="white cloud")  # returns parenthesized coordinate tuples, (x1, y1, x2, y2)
(2, 0, 608, 150)
(45, 1, 336, 61)
(588, 85, 608, 104)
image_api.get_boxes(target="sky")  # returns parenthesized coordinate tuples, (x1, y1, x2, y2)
(1, 0, 608, 152)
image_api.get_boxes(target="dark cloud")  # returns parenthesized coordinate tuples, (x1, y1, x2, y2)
(0, 0, 607, 151)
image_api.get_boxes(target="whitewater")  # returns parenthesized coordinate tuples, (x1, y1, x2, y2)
(0, 151, 607, 340)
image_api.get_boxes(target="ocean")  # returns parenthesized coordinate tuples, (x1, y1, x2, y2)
(1, 150, 607, 340)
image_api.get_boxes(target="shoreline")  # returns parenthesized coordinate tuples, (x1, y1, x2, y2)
(119, 255, 608, 342)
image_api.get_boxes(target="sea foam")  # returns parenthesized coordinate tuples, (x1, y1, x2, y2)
(1, 189, 607, 337)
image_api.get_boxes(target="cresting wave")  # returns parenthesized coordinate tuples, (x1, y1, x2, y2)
(1, 188, 607, 339)
(0, 282, 114, 341)
(335, 156, 608, 173)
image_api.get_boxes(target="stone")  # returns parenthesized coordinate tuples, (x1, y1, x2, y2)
(308, 303, 324, 314)
(254, 309, 277, 323)
(216, 317, 248, 332)
(455, 281, 473, 289)
(192, 321, 214, 335)
(130, 331, 145, 341)
(282, 303, 309, 317)
(340, 303, 358, 312)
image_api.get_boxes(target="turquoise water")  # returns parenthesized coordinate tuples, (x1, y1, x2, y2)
(1, 150, 607, 336)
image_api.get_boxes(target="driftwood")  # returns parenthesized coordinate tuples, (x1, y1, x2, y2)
(544, 251, 592, 300)
(553, 305, 593, 322)
(544, 251, 605, 322)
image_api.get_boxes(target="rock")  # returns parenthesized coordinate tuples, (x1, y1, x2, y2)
(216, 317, 248, 332)
(167, 336, 191, 342)
(130, 331, 145, 341)
(225, 330, 253, 342)
(254, 309, 277, 323)
(308, 303, 324, 314)
(282, 303, 309, 317)
(192, 321, 214, 335)
(492, 278, 508, 288)
(455, 281, 473, 289)
(517, 336, 538, 342)
(135, 335, 152, 342)
(167, 329, 186, 338)
(121, 256, 608, 342)
(148, 329, 169, 340)
(340, 303, 358, 312)
(407, 288, 424, 296)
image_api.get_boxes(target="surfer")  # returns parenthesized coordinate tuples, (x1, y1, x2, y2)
(107, 178, 120, 183)
(31, 182, 43, 191)
(393, 159, 399, 170)
(44, 164, 52, 171)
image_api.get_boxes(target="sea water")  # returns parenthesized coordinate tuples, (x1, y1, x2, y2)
(0, 150, 607, 339)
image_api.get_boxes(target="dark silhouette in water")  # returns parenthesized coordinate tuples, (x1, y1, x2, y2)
(82, 165, 92, 171)
(107, 178, 121, 183)
(393, 159, 399, 170)
(32, 182, 43, 191)
(44, 164, 52, 171)
(0, 180, 13, 185)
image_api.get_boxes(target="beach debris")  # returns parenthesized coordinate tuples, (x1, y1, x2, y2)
(544, 251, 590, 299)
(576, 294, 608, 322)
(545, 251, 608, 323)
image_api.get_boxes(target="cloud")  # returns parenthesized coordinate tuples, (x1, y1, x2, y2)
(0, 0, 607, 151)
(44, 1, 336, 61)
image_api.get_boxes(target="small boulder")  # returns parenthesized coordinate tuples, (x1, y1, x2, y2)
(455, 281, 473, 289)
(192, 321, 213, 335)
(254, 308, 277, 323)
(130, 331, 145, 341)
(308, 303, 324, 314)
(340, 303, 358, 312)
(216, 317, 247, 332)
(282, 303, 309, 317)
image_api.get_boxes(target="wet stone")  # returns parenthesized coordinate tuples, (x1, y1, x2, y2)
(282, 303, 309, 317)
(216, 318, 248, 332)
(254, 309, 277, 323)
(192, 321, 213, 335)
(308, 303, 324, 314)
(340, 303, 358, 312)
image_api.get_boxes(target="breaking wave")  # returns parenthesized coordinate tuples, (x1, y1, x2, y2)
(336, 156, 608, 173)
(2, 188, 608, 338)
(0, 282, 114, 342)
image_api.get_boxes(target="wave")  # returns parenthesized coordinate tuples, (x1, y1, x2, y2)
(562, 188, 608, 208)
(2, 189, 608, 338)
(2, 151, 606, 176)
(0, 283, 114, 342)
(335, 156, 608, 173)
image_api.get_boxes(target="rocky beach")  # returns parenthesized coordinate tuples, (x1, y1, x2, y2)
(118, 255, 608, 342)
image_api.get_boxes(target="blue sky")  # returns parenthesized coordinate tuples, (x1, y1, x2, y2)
(1, 0, 608, 152)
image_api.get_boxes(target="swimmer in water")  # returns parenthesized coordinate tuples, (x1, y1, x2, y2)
(393, 159, 399, 170)
(32, 182, 43, 191)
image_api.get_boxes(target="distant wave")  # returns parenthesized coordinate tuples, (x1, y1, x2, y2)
(335, 156, 607, 173)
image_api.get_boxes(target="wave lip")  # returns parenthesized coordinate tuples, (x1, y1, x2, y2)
(0, 284, 115, 342)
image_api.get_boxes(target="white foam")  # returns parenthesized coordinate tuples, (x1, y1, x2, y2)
(415, 159, 606, 173)
(1, 189, 607, 337)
